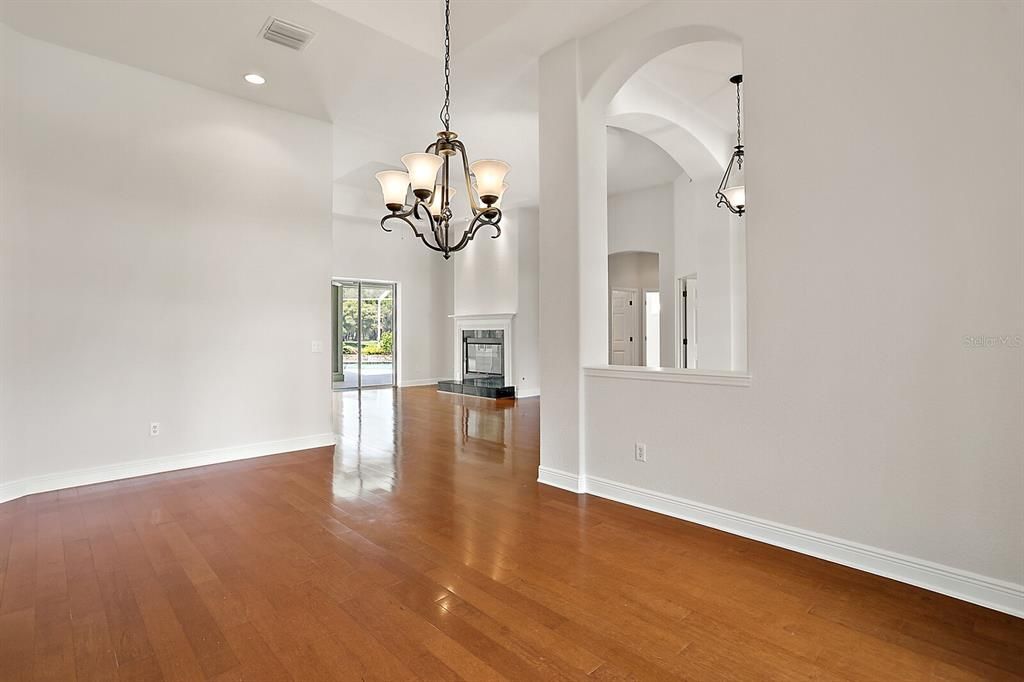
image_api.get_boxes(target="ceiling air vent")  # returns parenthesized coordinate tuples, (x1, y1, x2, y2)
(261, 17, 315, 51)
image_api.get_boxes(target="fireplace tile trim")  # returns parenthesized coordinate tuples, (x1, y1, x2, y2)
(449, 313, 514, 385)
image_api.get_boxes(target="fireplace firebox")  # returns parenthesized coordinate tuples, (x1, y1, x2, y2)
(438, 325, 515, 399)
(463, 330, 504, 379)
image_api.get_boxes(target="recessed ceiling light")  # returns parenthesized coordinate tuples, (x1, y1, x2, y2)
(244, 73, 266, 85)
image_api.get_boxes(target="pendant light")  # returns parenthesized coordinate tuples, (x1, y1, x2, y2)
(375, 0, 510, 259)
(716, 74, 745, 216)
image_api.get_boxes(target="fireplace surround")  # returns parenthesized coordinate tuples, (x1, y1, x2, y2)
(438, 313, 516, 399)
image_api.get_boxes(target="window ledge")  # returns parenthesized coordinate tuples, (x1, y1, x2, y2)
(583, 365, 752, 387)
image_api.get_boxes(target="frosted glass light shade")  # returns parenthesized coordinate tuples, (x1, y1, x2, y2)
(376, 170, 410, 210)
(470, 159, 510, 203)
(490, 182, 510, 208)
(722, 184, 745, 210)
(428, 184, 453, 217)
(402, 153, 444, 196)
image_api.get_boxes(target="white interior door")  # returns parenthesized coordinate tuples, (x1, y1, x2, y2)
(610, 288, 638, 365)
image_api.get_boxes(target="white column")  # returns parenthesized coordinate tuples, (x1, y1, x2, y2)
(538, 40, 608, 487)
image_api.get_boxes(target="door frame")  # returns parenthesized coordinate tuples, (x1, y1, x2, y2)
(676, 275, 697, 369)
(331, 278, 398, 390)
(642, 287, 660, 368)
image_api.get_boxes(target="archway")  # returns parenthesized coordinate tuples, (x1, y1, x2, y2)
(535, 15, 745, 487)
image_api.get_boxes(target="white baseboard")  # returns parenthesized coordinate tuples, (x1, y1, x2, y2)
(0, 433, 337, 505)
(517, 387, 541, 398)
(552, 473, 1023, 618)
(537, 466, 584, 493)
(399, 377, 444, 387)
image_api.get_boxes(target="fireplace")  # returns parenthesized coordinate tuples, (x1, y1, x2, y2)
(463, 330, 504, 380)
(438, 313, 516, 399)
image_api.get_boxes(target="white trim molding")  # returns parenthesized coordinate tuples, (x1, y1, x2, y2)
(537, 466, 584, 493)
(451, 313, 515, 384)
(0, 433, 337, 505)
(584, 365, 751, 387)
(581, 475, 1023, 618)
(449, 312, 517, 320)
(399, 377, 446, 388)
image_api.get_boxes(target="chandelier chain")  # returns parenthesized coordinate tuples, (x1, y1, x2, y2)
(735, 77, 742, 168)
(439, 0, 452, 132)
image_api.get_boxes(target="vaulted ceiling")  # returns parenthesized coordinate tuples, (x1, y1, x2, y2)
(1, 0, 741, 209)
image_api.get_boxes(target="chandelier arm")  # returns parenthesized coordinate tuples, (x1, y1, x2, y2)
(478, 208, 502, 240)
(440, 155, 451, 251)
(447, 225, 475, 254)
(449, 207, 502, 253)
(452, 139, 482, 214)
(715, 153, 737, 213)
(714, 152, 744, 216)
(431, 218, 446, 252)
(381, 201, 449, 254)
(381, 213, 447, 254)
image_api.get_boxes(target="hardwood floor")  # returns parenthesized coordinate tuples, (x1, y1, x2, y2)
(1, 387, 1021, 681)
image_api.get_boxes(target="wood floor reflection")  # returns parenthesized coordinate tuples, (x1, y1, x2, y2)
(1, 387, 1021, 680)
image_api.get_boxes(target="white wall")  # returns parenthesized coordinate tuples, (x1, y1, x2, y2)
(332, 215, 453, 385)
(454, 216, 518, 316)
(539, 0, 1024, 610)
(0, 27, 334, 496)
(608, 184, 675, 367)
(0, 25, 12, 489)
(514, 207, 541, 397)
(609, 251, 659, 292)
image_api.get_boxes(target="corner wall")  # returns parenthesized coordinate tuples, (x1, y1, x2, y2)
(538, 0, 1024, 613)
(0, 27, 334, 499)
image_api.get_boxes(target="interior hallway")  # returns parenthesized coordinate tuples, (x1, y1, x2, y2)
(1, 388, 1021, 680)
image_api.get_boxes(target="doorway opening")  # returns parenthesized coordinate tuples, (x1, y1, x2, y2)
(643, 290, 660, 368)
(332, 279, 396, 390)
(609, 251, 660, 366)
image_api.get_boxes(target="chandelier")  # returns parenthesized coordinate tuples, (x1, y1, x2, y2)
(374, 0, 510, 260)
(716, 74, 745, 216)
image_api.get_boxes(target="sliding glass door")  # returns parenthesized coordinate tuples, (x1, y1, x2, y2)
(332, 279, 396, 390)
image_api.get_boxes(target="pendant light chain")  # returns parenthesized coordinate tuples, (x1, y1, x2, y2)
(439, 0, 452, 132)
(735, 78, 743, 169)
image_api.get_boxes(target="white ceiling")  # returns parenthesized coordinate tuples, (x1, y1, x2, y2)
(635, 40, 744, 141)
(607, 127, 684, 195)
(1, 0, 742, 208)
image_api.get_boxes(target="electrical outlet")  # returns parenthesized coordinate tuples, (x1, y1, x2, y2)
(311, 340, 324, 353)
(635, 442, 647, 462)
(150, 422, 160, 437)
